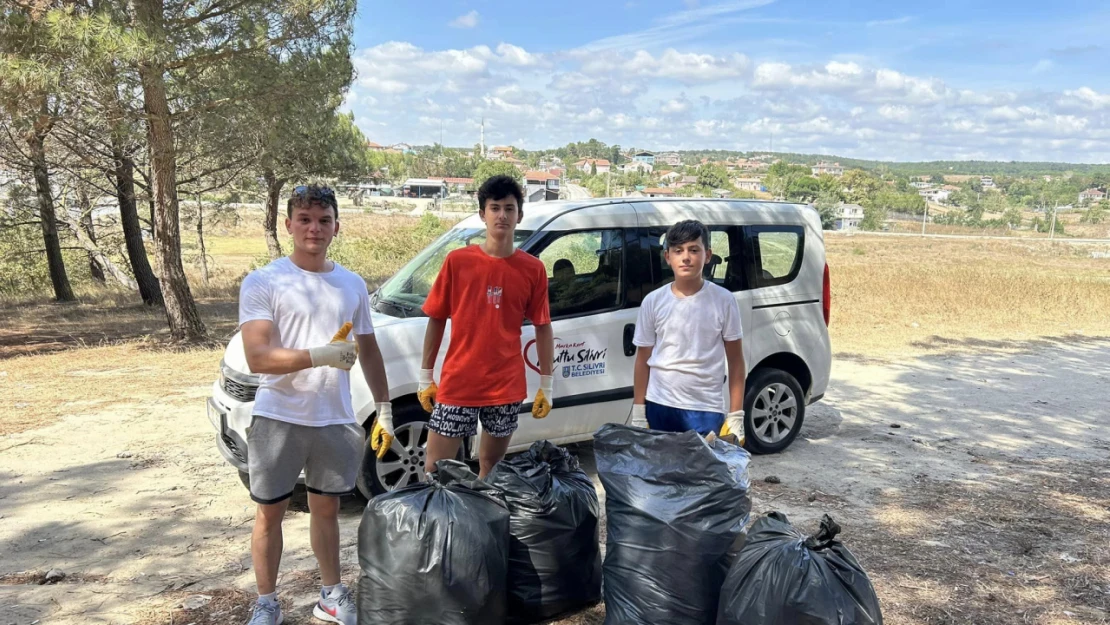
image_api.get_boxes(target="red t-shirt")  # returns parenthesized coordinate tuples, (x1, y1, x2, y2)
(422, 245, 551, 406)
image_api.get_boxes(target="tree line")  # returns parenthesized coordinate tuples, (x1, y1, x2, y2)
(1, 0, 368, 342)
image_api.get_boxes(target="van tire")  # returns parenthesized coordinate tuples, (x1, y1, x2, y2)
(744, 368, 805, 454)
(356, 401, 469, 499)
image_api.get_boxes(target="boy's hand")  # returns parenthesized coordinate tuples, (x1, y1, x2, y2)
(370, 402, 394, 459)
(631, 403, 648, 429)
(532, 375, 554, 419)
(308, 322, 358, 370)
(720, 410, 745, 445)
(417, 369, 438, 413)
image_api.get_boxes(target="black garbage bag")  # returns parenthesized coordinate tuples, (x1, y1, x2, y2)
(717, 512, 883, 625)
(487, 440, 602, 624)
(594, 423, 751, 625)
(357, 460, 510, 625)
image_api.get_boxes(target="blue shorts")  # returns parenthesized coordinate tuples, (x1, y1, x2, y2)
(645, 401, 725, 436)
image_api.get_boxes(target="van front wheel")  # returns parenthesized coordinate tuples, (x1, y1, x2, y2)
(744, 369, 805, 454)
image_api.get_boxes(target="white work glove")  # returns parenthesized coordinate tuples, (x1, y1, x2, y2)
(370, 402, 394, 459)
(631, 403, 648, 429)
(532, 375, 554, 419)
(720, 410, 745, 445)
(308, 322, 358, 370)
(417, 368, 438, 413)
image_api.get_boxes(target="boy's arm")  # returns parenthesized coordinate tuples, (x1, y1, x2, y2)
(421, 317, 447, 370)
(355, 333, 390, 405)
(242, 320, 313, 374)
(633, 346, 653, 404)
(725, 339, 746, 412)
(535, 323, 554, 376)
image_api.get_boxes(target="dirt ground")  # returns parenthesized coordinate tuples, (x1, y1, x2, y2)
(1, 336, 1108, 624)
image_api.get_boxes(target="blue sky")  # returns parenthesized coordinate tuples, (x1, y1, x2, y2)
(344, 1, 1110, 161)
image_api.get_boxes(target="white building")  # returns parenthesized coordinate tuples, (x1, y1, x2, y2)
(621, 160, 653, 174)
(834, 202, 864, 230)
(811, 161, 844, 177)
(1079, 188, 1106, 204)
(733, 178, 763, 192)
(656, 152, 681, 167)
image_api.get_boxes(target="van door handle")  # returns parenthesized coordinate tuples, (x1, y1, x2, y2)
(623, 324, 636, 357)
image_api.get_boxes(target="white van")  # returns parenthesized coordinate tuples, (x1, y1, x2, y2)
(208, 198, 832, 497)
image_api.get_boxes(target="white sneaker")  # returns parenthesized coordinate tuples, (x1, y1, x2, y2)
(313, 584, 356, 625)
(246, 598, 283, 625)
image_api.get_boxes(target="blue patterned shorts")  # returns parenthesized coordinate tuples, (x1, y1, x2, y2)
(429, 402, 521, 439)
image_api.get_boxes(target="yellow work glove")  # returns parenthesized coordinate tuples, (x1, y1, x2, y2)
(720, 410, 746, 445)
(630, 403, 648, 429)
(369, 402, 394, 459)
(417, 368, 438, 413)
(531, 375, 554, 419)
(308, 322, 358, 370)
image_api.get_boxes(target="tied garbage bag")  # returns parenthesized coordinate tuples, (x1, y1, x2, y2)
(357, 460, 510, 625)
(487, 441, 602, 624)
(717, 512, 883, 625)
(594, 423, 751, 625)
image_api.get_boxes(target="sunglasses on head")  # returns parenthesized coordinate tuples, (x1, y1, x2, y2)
(291, 185, 337, 208)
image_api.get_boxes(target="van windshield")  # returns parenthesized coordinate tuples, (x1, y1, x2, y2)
(373, 227, 533, 317)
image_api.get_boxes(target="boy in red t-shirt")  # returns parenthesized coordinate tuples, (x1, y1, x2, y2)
(419, 175, 554, 478)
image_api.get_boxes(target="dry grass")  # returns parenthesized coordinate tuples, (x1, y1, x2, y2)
(825, 235, 1110, 357)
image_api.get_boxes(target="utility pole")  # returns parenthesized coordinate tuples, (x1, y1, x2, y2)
(922, 202, 928, 236)
(1049, 201, 1058, 240)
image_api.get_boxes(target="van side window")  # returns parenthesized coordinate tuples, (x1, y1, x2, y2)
(535, 229, 624, 318)
(642, 226, 746, 295)
(748, 226, 804, 288)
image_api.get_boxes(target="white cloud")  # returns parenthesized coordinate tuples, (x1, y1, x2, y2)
(1031, 59, 1053, 74)
(662, 97, 691, 114)
(449, 10, 479, 29)
(866, 16, 914, 27)
(345, 39, 1110, 161)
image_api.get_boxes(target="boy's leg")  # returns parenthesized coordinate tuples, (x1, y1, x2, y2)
(476, 403, 520, 478)
(252, 500, 289, 595)
(303, 422, 363, 586)
(425, 404, 479, 474)
(307, 493, 341, 586)
(247, 416, 310, 595)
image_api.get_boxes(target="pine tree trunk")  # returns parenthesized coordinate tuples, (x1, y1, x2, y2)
(263, 168, 284, 260)
(195, 195, 209, 285)
(27, 130, 76, 302)
(113, 145, 164, 306)
(134, 0, 206, 341)
(78, 185, 107, 283)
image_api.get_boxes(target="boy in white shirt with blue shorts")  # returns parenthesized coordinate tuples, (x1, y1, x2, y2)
(631, 219, 747, 441)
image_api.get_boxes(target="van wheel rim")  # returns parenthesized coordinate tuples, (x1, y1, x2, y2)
(751, 383, 797, 444)
(374, 421, 428, 490)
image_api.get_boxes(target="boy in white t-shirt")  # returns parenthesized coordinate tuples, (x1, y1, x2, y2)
(237, 184, 392, 625)
(631, 219, 747, 440)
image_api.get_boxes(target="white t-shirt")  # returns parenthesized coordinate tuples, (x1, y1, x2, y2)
(238, 257, 374, 427)
(633, 280, 743, 414)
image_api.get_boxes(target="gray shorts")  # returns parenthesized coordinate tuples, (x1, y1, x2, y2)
(247, 416, 363, 504)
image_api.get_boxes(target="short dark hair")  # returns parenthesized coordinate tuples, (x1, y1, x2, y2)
(665, 219, 709, 250)
(478, 175, 524, 212)
(287, 183, 339, 219)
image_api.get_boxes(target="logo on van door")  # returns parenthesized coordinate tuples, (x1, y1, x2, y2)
(525, 336, 608, 379)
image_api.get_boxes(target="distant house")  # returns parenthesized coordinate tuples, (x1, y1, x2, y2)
(675, 175, 698, 188)
(834, 202, 865, 230)
(1079, 188, 1106, 204)
(504, 157, 527, 171)
(733, 178, 763, 192)
(656, 152, 681, 166)
(712, 188, 732, 198)
(621, 160, 653, 174)
(366, 141, 386, 152)
(658, 171, 682, 185)
(811, 161, 844, 177)
(632, 151, 655, 165)
(644, 187, 676, 198)
(918, 187, 951, 203)
(443, 177, 474, 195)
(391, 143, 414, 154)
(575, 158, 611, 175)
(401, 178, 447, 198)
(980, 176, 995, 189)
(488, 146, 514, 160)
(523, 171, 560, 202)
